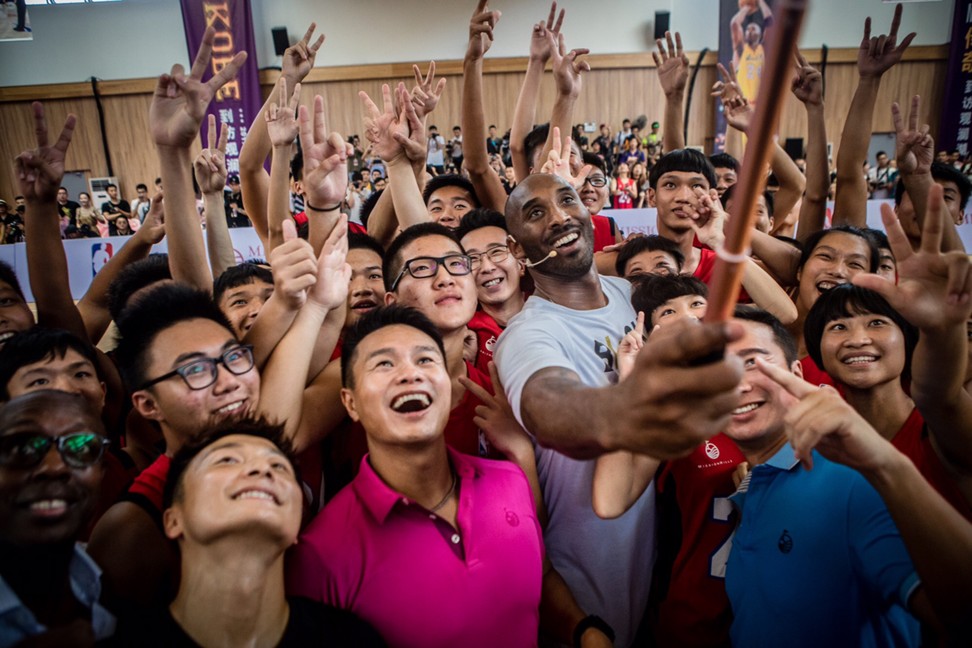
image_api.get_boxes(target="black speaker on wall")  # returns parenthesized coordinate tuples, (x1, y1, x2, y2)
(654, 11, 670, 40)
(784, 137, 805, 160)
(272, 27, 290, 56)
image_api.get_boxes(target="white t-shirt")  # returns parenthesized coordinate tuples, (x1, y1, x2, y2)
(495, 275, 657, 648)
(427, 134, 446, 166)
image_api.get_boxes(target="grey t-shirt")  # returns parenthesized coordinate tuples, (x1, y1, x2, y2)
(494, 275, 656, 648)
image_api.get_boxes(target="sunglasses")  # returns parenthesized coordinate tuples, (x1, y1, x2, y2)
(0, 432, 108, 470)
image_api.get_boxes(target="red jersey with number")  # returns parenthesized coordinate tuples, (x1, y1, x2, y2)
(468, 310, 504, 375)
(591, 214, 617, 252)
(651, 434, 744, 648)
(891, 408, 972, 522)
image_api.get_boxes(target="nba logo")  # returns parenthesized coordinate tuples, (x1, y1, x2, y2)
(91, 243, 113, 277)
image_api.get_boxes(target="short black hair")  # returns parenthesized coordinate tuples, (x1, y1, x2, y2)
(798, 226, 878, 273)
(721, 184, 775, 216)
(163, 416, 298, 510)
(615, 235, 685, 276)
(709, 153, 740, 172)
(733, 305, 799, 365)
(524, 123, 550, 169)
(213, 263, 274, 304)
(340, 305, 445, 388)
(631, 274, 708, 324)
(804, 284, 917, 380)
(359, 188, 383, 231)
(455, 208, 507, 241)
(422, 174, 479, 207)
(136, 183, 148, 192)
(583, 151, 607, 174)
(0, 260, 25, 301)
(894, 161, 972, 211)
(348, 231, 385, 259)
(862, 227, 891, 253)
(0, 329, 100, 401)
(106, 183, 117, 190)
(383, 223, 464, 293)
(107, 254, 172, 322)
(876, 150, 887, 158)
(649, 149, 718, 190)
(113, 283, 234, 391)
(290, 138, 304, 181)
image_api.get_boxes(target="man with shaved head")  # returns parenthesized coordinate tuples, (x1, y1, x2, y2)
(495, 173, 744, 646)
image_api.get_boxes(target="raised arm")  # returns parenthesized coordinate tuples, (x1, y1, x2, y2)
(893, 95, 965, 253)
(78, 192, 166, 342)
(759, 357, 972, 638)
(793, 53, 828, 243)
(538, 32, 589, 169)
(462, 1, 509, 210)
(265, 77, 302, 253)
(833, 5, 914, 227)
(238, 24, 324, 244)
(151, 26, 246, 292)
(655, 31, 689, 153)
(510, 3, 562, 182)
(194, 115, 236, 278)
(15, 102, 86, 337)
(299, 94, 351, 255)
(854, 189, 972, 488)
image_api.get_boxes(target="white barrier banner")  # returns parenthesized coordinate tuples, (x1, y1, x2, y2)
(1, 201, 970, 302)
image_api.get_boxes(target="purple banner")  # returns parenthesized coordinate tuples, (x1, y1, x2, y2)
(179, 0, 262, 177)
(940, 0, 972, 157)
(714, 0, 776, 153)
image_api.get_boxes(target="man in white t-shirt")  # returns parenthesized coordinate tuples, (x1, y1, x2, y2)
(495, 173, 744, 647)
(867, 150, 897, 200)
(426, 125, 446, 175)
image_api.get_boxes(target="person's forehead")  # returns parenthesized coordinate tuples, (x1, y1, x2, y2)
(728, 319, 781, 355)
(658, 170, 709, 185)
(192, 434, 285, 468)
(714, 166, 736, 176)
(0, 399, 100, 437)
(816, 231, 869, 254)
(149, 319, 237, 366)
(631, 249, 675, 266)
(401, 234, 463, 261)
(348, 247, 383, 268)
(937, 180, 960, 197)
(355, 325, 442, 365)
(461, 225, 507, 251)
(15, 348, 94, 373)
(223, 280, 272, 299)
(429, 186, 472, 204)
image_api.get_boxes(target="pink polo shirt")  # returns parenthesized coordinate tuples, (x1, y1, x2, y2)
(286, 448, 543, 648)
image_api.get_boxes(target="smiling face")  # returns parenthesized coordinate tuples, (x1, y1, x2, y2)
(460, 225, 523, 308)
(341, 324, 451, 448)
(579, 170, 610, 214)
(5, 349, 106, 415)
(724, 319, 801, 453)
(346, 248, 386, 329)
(0, 394, 103, 547)
(133, 319, 260, 446)
(218, 279, 274, 337)
(819, 311, 906, 390)
(796, 232, 872, 313)
(507, 174, 595, 280)
(650, 294, 708, 328)
(386, 235, 477, 336)
(0, 281, 34, 351)
(649, 170, 711, 236)
(78, 193, 91, 208)
(164, 434, 301, 547)
(427, 186, 474, 230)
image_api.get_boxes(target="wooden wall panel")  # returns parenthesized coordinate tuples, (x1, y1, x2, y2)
(0, 52, 946, 206)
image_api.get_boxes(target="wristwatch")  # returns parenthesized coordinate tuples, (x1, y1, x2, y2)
(572, 614, 615, 647)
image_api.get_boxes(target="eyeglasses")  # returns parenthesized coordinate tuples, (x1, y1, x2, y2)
(468, 246, 511, 270)
(390, 255, 472, 291)
(139, 345, 255, 391)
(0, 432, 108, 470)
(583, 175, 608, 188)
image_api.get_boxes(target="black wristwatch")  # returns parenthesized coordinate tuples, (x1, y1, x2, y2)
(572, 614, 615, 647)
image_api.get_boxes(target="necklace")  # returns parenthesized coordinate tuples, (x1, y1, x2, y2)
(429, 471, 457, 513)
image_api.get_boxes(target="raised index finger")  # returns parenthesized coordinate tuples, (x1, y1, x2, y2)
(919, 183, 946, 255)
(31, 101, 49, 149)
(754, 357, 815, 399)
(190, 26, 215, 80)
(300, 22, 316, 45)
(217, 118, 229, 153)
(888, 3, 902, 43)
(878, 203, 914, 264)
(207, 114, 217, 149)
(53, 113, 77, 155)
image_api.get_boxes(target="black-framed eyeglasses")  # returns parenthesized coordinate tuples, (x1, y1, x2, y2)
(139, 345, 255, 391)
(468, 246, 511, 270)
(390, 255, 472, 291)
(583, 175, 608, 188)
(0, 432, 108, 470)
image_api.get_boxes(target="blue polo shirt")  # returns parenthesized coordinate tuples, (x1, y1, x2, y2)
(725, 443, 921, 647)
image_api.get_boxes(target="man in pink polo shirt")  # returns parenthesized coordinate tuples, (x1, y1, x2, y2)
(286, 305, 543, 648)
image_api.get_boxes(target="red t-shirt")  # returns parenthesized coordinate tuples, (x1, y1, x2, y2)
(651, 434, 745, 648)
(126, 454, 172, 516)
(467, 310, 504, 375)
(692, 247, 752, 303)
(798, 355, 836, 389)
(612, 178, 636, 209)
(891, 408, 972, 522)
(293, 211, 367, 235)
(591, 214, 617, 253)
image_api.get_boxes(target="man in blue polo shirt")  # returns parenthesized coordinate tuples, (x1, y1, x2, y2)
(720, 308, 929, 647)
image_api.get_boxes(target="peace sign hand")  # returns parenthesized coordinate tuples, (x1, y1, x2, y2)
(14, 102, 76, 204)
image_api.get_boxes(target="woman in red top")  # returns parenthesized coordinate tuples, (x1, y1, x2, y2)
(611, 163, 637, 209)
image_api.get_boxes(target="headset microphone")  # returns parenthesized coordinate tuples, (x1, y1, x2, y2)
(524, 250, 558, 268)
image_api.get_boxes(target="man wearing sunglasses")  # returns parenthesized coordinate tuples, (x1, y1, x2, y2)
(382, 222, 493, 458)
(0, 390, 115, 644)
